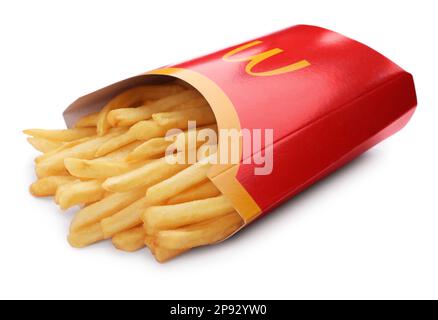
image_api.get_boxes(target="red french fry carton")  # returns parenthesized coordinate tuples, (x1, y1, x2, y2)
(64, 25, 417, 227)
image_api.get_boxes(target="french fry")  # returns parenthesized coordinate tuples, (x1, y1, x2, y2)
(54, 180, 77, 204)
(100, 197, 150, 239)
(23, 128, 96, 142)
(107, 90, 203, 127)
(152, 106, 216, 128)
(55, 180, 105, 210)
(106, 102, 151, 128)
(74, 112, 99, 128)
(70, 188, 145, 232)
(102, 156, 189, 193)
(146, 160, 212, 204)
(153, 247, 187, 263)
(27, 137, 62, 153)
(97, 141, 143, 161)
(35, 136, 94, 164)
(128, 120, 172, 140)
(112, 226, 146, 252)
(68, 223, 104, 248)
(144, 235, 154, 248)
(64, 140, 144, 179)
(96, 84, 184, 135)
(143, 222, 158, 236)
(64, 157, 148, 179)
(94, 134, 136, 158)
(125, 137, 173, 162)
(155, 212, 243, 250)
(35, 130, 123, 178)
(29, 176, 77, 197)
(166, 180, 221, 205)
(36, 166, 70, 178)
(143, 195, 234, 231)
(95, 120, 168, 157)
(146, 241, 187, 262)
(144, 236, 187, 262)
(125, 124, 217, 162)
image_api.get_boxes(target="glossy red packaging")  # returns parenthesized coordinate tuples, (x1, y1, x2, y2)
(64, 25, 417, 225)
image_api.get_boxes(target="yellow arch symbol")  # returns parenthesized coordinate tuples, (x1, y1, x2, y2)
(223, 40, 310, 77)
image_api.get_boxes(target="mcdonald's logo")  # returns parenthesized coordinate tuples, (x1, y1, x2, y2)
(223, 40, 310, 77)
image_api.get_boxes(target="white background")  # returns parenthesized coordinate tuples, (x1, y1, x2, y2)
(0, 0, 437, 300)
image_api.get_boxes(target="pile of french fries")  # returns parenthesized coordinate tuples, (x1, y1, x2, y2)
(25, 81, 243, 262)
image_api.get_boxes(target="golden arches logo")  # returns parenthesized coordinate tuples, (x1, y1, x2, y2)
(222, 40, 310, 77)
